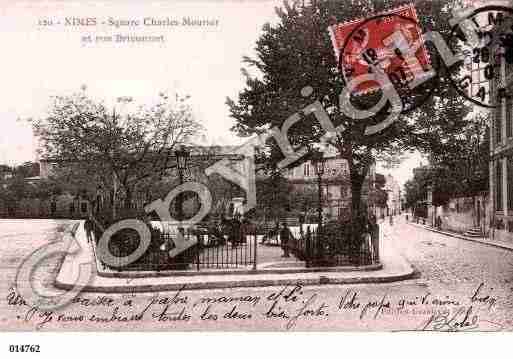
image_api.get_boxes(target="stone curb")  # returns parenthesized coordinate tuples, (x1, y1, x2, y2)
(408, 223, 513, 252)
(55, 268, 415, 293)
(97, 263, 384, 278)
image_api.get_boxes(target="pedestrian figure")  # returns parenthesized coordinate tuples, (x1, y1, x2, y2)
(280, 222, 291, 258)
(50, 201, 57, 217)
(84, 215, 94, 243)
(436, 215, 442, 230)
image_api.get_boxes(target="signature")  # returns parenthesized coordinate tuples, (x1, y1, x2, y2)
(417, 305, 508, 332)
(420, 306, 479, 332)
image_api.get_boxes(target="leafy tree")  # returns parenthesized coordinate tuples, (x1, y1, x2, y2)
(404, 168, 429, 210)
(30, 87, 203, 219)
(1, 177, 29, 201)
(429, 112, 489, 200)
(14, 162, 39, 178)
(228, 0, 471, 224)
(254, 171, 292, 221)
(406, 112, 489, 208)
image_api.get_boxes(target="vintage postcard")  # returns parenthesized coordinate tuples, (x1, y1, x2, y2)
(1, 0, 513, 349)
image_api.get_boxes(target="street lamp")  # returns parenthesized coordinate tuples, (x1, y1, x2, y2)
(311, 148, 326, 228)
(175, 145, 190, 221)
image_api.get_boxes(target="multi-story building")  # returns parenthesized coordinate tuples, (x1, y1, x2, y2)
(282, 153, 352, 220)
(489, 12, 513, 241)
(280, 145, 376, 221)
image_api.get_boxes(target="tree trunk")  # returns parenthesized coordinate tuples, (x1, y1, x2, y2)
(349, 166, 365, 221)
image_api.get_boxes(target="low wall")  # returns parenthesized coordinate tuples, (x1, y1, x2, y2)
(0, 195, 90, 219)
(433, 194, 490, 236)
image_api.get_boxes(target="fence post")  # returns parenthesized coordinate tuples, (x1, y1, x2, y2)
(253, 233, 257, 271)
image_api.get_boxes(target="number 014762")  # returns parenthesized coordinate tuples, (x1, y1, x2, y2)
(8, 345, 40, 353)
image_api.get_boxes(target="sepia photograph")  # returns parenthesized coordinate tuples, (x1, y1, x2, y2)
(1, 0, 513, 355)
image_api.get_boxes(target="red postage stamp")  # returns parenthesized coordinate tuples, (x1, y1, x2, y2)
(329, 3, 431, 95)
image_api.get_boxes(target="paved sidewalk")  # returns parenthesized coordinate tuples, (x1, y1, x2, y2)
(408, 222, 513, 251)
(55, 221, 415, 293)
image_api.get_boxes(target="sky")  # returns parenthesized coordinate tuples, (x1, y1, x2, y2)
(0, 0, 425, 188)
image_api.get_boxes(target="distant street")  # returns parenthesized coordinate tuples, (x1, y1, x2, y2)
(1, 217, 513, 331)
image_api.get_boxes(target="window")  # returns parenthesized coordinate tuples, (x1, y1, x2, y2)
(497, 160, 504, 211)
(470, 61, 490, 104)
(304, 163, 310, 177)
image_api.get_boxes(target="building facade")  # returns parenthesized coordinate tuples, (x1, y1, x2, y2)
(36, 146, 246, 219)
(14, 145, 377, 221)
(489, 15, 513, 241)
(280, 144, 376, 221)
(282, 154, 352, 220)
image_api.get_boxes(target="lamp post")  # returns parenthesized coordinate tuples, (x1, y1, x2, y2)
(175, 145, 190, 221)
(311, 148, 326, 228)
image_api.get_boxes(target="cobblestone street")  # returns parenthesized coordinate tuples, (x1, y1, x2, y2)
(1, 218, 513, 331)
(383, 217, 513, 329)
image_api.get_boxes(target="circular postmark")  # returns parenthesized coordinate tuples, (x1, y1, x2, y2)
(338, 8, 440, 115)
(446, 5, 513, 108)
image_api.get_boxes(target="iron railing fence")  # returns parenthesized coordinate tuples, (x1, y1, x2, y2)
(288, 226, 380, 267)
(93, 221, 257, 272)
(89, 218, 379, 271)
